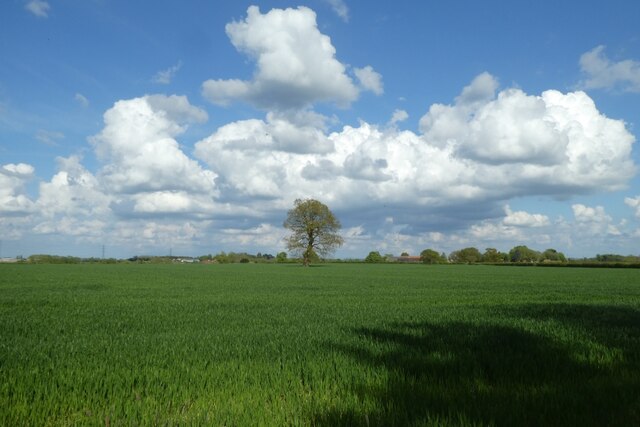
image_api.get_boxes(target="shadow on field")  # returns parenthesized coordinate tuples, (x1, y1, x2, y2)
(314, 304, 640, 426)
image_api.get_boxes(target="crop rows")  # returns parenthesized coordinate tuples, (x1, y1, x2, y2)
(1, 264, 639, 425)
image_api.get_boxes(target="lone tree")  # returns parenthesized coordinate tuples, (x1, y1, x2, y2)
(283, 198, 344, 266)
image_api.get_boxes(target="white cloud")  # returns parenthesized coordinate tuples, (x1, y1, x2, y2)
(572, 204, 621, 236)
(325, 0, 349, 22)
(419, 73, 636, 191)
(31, 156, 112, 243)
(503, 205, 550, 227)
(25, 0, 50, 18)
(74, 93, 89, 108)
(37, 156, 110, 217)
(625, 196, 640, 218)
(389, 109, 409, 125)
(152, 61, 183, 85)
(202, 6, 360, 109)
(0, 163, 35, 215)
(354, 65, 384, 95)
(579, 46, 640, 93)
(193, 72, 636, 255)
(573, 204, 611, 223)
(90, 95, 216, 197)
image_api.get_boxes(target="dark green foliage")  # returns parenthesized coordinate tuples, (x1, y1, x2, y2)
(482, 247, 508, 263)
(541, 248, 567, 263)
(420, 249, 446, 264)
(365, 251, 385, 263)
(509, 245, 542, 262)
(448, 247, 482, 264)
(1, 264, 639, 425)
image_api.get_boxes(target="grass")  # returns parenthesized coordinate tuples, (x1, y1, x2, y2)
(0, 263, 639, 426)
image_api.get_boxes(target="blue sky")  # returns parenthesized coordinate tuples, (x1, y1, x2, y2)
(1, 0, 639, 259)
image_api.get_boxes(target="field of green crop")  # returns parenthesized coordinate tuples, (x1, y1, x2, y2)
(1, 263, 639, 426)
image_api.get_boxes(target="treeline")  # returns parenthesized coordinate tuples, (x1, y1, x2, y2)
(16, 249, 640, 266)
(26, 255, 119, 264)
(198, 252, 289, 263)
(366, 246, 640, 266)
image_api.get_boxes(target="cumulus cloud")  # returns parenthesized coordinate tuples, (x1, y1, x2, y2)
(202, 6, 360, 109)
(90, 94, 217, 197)
(37, 156, 110, 217)
(195, 72, 635, 238)
(0, 163, 35, 215)
(572, 204, 621, 236)
(25, 0, 50, 18)
(579, 46, 640, 93)
(152, 61, 183, 85)
(503, 205, 550, 227)
(354, 65, 384, 95)
(419, 73, 636, 192)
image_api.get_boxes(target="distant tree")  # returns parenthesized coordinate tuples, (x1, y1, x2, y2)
(509, 245, 541, 263)
(283, 198, 344, 266)
(483, 248, 507, 263)
(541, 248, 567, 263)
(276, 252, 288, 263)
(596, 254, 626, 262)
(214, 251, 230, 264)
(365, 251, 384, 263)
(420, 249, 446, 264)
(401, 252, 410, 257)
(449, 247, 482, 264)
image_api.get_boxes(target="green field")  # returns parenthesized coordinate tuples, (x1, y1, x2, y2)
(1, 264, 639, 426)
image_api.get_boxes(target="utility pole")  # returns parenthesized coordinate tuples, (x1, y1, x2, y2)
(102, 245, 105, 259)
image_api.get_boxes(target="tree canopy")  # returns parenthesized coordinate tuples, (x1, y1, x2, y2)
(420, 249, 446, 264)
(365, 251, 385, 263)
(283, 199, 344, 266)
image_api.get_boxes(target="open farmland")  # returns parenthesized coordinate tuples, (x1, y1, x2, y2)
(1, 263, 639, 426)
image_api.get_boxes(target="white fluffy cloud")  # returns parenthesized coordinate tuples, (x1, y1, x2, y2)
(0, 163, 35, 214)
(419, 73, 636, 192)
(90, 95, 217, 197)
(573, 204, 621, 236)
(579, 46, 640, 93)
(503, 205, 550, 227)
(202, 6, 362, 109)
(196, 73, 636, 223)
(37, 156, 110, 218)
